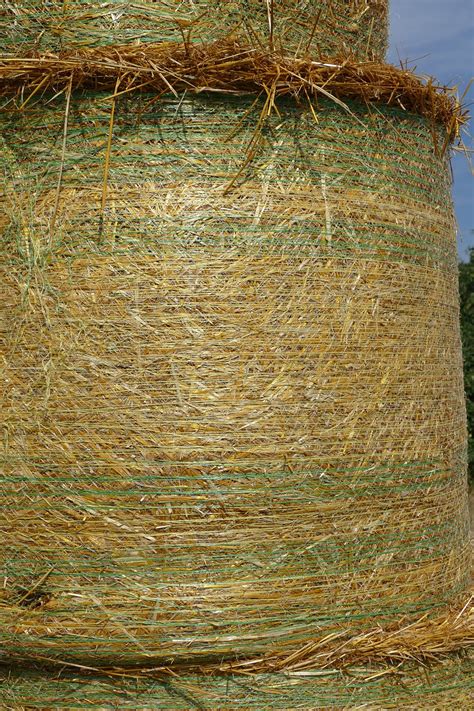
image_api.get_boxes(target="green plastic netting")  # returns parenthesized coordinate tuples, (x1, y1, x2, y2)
(0, 1, 388, 59)
(0, 93, 470, 671)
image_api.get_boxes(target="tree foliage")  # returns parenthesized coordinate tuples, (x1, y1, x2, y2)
(459, 248, 474, 483)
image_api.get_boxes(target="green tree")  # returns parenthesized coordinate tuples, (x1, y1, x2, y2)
(459, 247, 474, 483)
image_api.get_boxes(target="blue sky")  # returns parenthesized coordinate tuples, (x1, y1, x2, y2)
(388, 0, 474, 260)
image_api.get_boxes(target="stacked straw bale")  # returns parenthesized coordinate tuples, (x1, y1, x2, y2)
(0, 1, 472, 708)
(0, 1, 388, 59)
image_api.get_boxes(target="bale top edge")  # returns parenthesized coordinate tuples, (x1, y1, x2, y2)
(0, 39, 467, 144)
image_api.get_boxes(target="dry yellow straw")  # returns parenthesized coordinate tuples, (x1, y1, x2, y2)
(0, 2, 471, 706)
(0, 89, 471, 670)
(0, 0, 389, 60)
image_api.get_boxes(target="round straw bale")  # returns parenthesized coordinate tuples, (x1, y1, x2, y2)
(0, 1, 389, 60)
(0, 91, 470, 668)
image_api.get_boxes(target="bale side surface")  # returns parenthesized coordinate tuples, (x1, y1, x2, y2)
(0, 93, 470, 666)
(0, 654, 473, 709)
(0, 1, 388, 60)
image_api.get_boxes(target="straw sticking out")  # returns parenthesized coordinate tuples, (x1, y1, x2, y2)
(0, 40, 466, 141)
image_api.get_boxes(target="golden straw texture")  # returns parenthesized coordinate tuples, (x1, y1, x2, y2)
(0, 654, 473, 709)
(0, 91, 471, 669)
(0, 1, 389, 60)
(0, 40, 465, 142)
